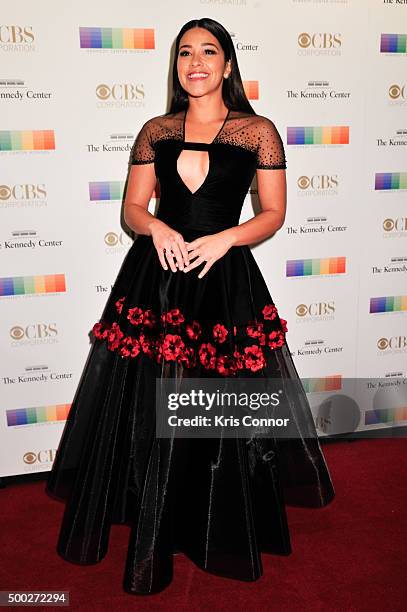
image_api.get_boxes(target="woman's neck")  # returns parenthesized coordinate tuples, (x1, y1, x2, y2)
(185, 95, 229, 124)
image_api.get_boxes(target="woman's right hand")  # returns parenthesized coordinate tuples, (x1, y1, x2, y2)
(150, 220, 190, 272)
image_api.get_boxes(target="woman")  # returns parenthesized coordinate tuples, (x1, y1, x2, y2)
(46, 17, 335, 595)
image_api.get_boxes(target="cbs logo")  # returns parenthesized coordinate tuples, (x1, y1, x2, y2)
(0, 184, 46, 201)
(383, 218, 407, 232)
(296, 303, 335, 317)
(96, 83, 145, 100)
(0, 25, 34, 43)
(377, 337, 407, 350)
(23, 449, 56, 464)
(297, 175, 339, 190)
(10, 324, 58, 340)
(298, 32, 341, 49)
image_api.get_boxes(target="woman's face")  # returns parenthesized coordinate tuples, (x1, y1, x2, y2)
(177, 27, 231, 99)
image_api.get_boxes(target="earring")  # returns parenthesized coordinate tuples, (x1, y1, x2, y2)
(224, 62, 231, 79)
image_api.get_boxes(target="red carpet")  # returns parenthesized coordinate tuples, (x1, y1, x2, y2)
(1, 438, 406, 611)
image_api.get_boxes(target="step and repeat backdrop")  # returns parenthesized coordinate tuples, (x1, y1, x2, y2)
(1, 0, 406, 477)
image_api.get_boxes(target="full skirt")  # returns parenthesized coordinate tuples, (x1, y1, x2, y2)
(45, 231, 335, 595)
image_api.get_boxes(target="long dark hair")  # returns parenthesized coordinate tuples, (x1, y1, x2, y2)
(168, 17, 255, 115)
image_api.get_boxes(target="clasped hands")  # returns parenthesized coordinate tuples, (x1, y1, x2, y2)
(151, 222, 235, 279)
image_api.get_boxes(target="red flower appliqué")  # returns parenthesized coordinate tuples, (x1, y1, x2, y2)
(262, 304, 278, 321)
(247, 322, 264, 338)
(115, 297, 125, 314)
(213, 323, 228, 344)
(91, 299, 288, 375)
(139, 332, 155, 359)
(177, 346, 197, 369)
(162, 334, 185, 361)
(216, 354, 237, 376)
(233, 349, 245, 371)
(128, 307, 144, 326)
(243, 345, 266, 372)
(92, 322, 108, 340)
(186, 320, 202, 341)
(268, 330, 285, 349)
(120, 336, 141, 358)
(199, 343, 217, 369)
(162, 308, 185, 326)
(107, 322, 124, 351)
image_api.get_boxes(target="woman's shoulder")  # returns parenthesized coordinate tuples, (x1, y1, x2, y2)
(230, 110, 279, 128)
(226, 111, 284, 145)
(138, 111, 183, 135)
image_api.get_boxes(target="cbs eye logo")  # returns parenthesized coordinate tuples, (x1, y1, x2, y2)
(96, 84, 111, 100)
(105, 232, 118, 246)
(0, 185, 11, 200)
(298, 33, 312, 48)
(23, 452, 37, 464)
(296, 304, 308, 317)
(104, 232, 132, 246)
(389, 84, 405, 100)
(10, 326, 24, 340)
(298, 176, 311, 190)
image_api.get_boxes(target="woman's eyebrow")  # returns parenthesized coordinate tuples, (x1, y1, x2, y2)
(179, 42, 219, 49)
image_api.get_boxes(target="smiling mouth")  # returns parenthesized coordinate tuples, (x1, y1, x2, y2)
(187, 72, 209, 80)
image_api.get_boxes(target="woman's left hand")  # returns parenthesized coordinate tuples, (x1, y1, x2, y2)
(182, 231, 235, 279)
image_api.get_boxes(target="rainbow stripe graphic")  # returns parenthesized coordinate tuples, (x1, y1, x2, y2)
(243, 81, 259, 100)
(375, 173, 407, 190)
(365, 406, 407, 425)
(287, 126, 349, 145)
(7, 404, 71, 426)
(89, 181, 124, 201)
(80, 27, 155, 49)
(380, 34, 407, 54)
(302, 375, 342, 393)
(286, 257, 346, 277)
(0, 130, 55, 151)
(370, 296, 407, 313)
(0, 274, 66, 296)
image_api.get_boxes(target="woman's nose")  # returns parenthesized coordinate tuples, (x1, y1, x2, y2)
(190, 53, 202, 66)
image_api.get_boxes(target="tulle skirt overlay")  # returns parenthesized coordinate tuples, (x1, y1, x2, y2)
(46, 232, 335, 595)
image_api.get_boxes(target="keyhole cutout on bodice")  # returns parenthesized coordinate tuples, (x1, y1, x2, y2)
(176, 149, 210, 195)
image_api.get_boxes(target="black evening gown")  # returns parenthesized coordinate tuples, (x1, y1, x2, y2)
(45, 109, 335, 595)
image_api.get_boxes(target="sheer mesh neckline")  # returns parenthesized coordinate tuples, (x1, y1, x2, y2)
(131, 109, 287, 170)
(182, 108, 231, 145)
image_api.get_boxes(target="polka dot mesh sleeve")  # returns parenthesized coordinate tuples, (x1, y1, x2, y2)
(255, 117, 287, 170)
(131, 120, 155, 165)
